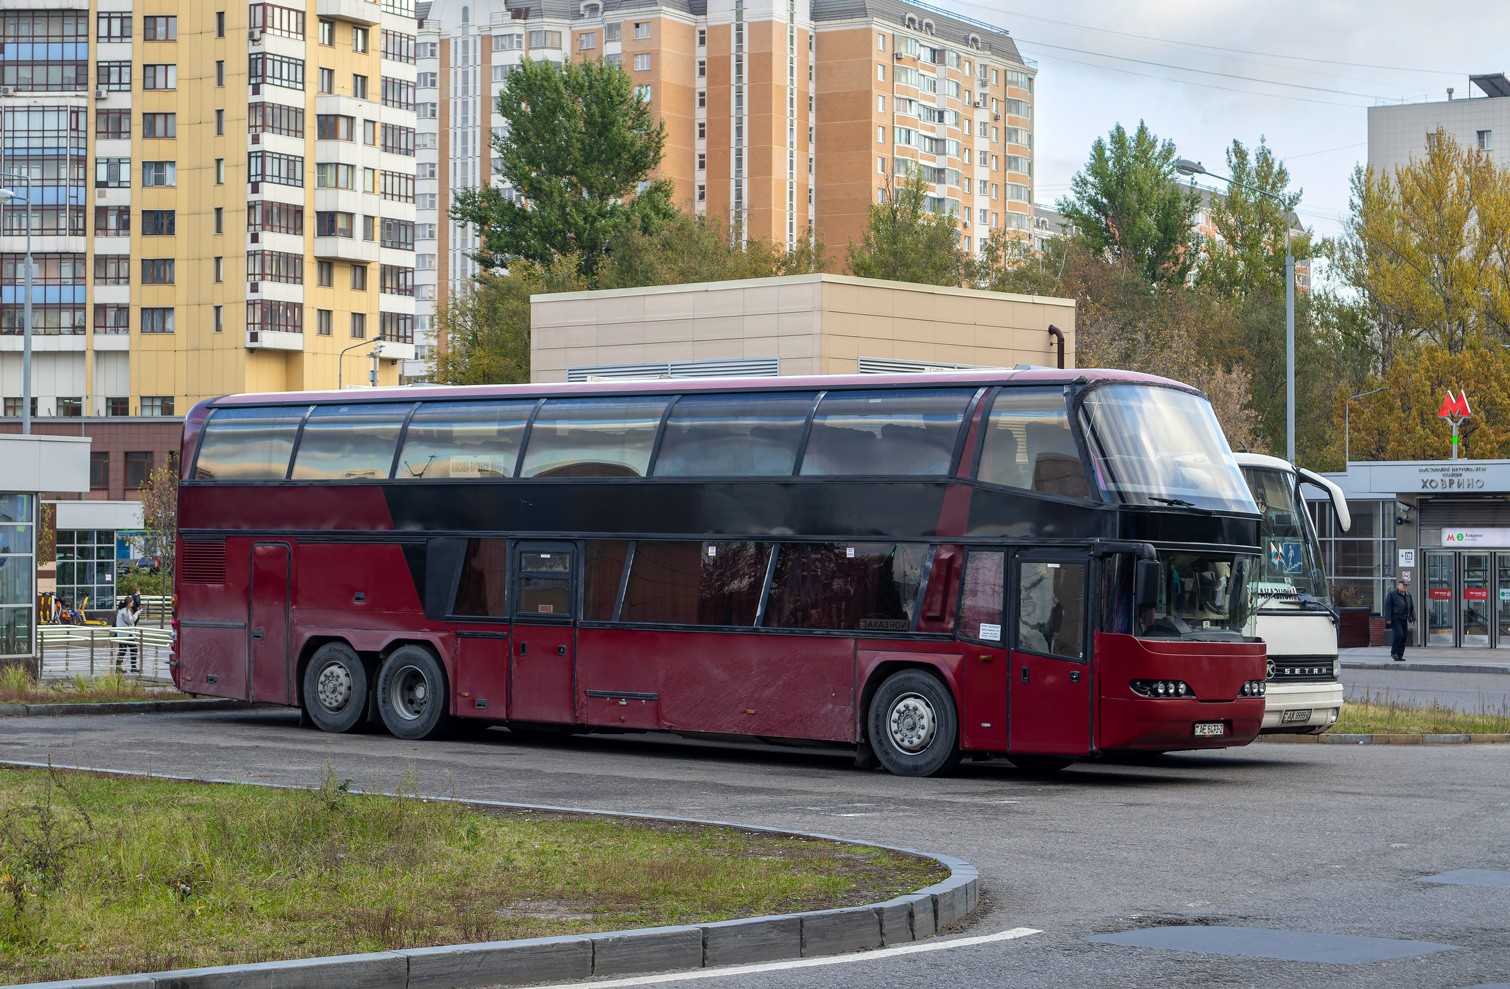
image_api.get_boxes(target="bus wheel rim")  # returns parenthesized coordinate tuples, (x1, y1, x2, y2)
(390, 665, 428, 721)
(887, 692, 937, 753)
(315, 661, 353, 713)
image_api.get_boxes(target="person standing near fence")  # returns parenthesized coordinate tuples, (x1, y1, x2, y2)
(115, 595, 141, 672)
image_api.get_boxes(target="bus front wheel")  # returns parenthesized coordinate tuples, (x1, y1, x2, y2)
(866, 670, 962, 777)
(377, 646, 450, 741)
(302, 642, 369, 734)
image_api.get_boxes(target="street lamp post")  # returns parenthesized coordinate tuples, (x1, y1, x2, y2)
(0, 174, 35, 434)
(1345, 386, 1386, 464)
(1175, 158, 1297, 465)
(338, 338, 380, 390)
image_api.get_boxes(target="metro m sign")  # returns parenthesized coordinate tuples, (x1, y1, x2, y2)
(1439, 390, 1473, 418)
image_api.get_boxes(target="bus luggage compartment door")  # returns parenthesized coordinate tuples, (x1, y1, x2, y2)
(455, 632, 510, 717)
(247, 542, 293, 705)
(1008, 554, 1092, 756)
(508, 543, 576, 724)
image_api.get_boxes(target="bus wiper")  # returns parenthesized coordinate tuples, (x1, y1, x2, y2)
(1148, 496, 1210, 512)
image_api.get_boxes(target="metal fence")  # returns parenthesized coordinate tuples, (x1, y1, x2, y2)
(38, 625, 175, 683)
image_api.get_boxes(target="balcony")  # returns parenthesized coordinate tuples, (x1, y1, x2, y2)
(245, 328, 305, 351)
(313, 235, 380, 263)
(316, 0, 382, 25)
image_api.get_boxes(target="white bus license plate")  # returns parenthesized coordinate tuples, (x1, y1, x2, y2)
(1193, 722, 1226, 737)
(1282, 709, 1313, 724)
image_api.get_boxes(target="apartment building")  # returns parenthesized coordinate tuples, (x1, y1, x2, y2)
(1368, 74, 1510, 177)
(0, 0, 419, 421)
(411, 0, 1033, 381)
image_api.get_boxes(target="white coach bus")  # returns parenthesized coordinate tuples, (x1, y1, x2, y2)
(1235, 454, 1351, 734)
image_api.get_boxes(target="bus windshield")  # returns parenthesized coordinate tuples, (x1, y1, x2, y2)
(1080, 385, 1258, 514)
(1242, 466, 1330, 607)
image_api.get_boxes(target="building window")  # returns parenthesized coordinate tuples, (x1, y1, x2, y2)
(697, 59, 706, 77)
(351, 265, 368, 290)
(632, 52, 651, 71)
(356, 74, 373, 99)
(141, 210, 175, 236)
(90, 452, 110, 490)
(697, 90, 706, 108)
(633, 21, 650, 40)
(214, 207, 224, 234)
(246, 251, 304, 284)
(94, 305, 129, 334)
(697, 28, 705, 46)
(141, 397, 174, 417)
(697, 120, 706, 140)
(96, 110, 130, 140)
(352, 26, 368, 51)
(98, 12, 131, 41)
(95, 157, 131, 188)
(1479, 129, 1493, 151)
(635, 84, 651, 102)
(214, 305, 223, 333)
(318, 309, 333, 335)
(382, 29, 416, 63)
(878, 33, 886, 51)
(579, 31, 596, 50)
(318, 260, 334, 286)
(56, 397, 82, 417)
(216, 59, 225, 86)
(319, 67, 334, 93)
(216, 11, 225, 37)
(319, 19, 334, 45)
(94, 255, 131, 285)
(249, 53, 304, 90)
(351, 312, 366, 338)
(878, 156, 885, 174)
(98, 61, 132, 91)
(696, 184, 705, 202)
(142, 161, 177, 187)
(106, 397, 129, 417)
(697, 152, 706, 171)
(215, 158, 225, 184)
(878, 126, 885, 144)
(142, 308, 174, 333)
(878, 64, 885, 81)
(216, 108, 225, 135)
(125, 452, 154, 488)
(143, 16, 176, 40)
(214, 257, 224, 282)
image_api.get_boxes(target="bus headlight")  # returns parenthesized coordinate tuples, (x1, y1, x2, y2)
(1239, 680, 1267, 697)
(1332, 658, 1341, 679)
(1130, 679, 1195, 699)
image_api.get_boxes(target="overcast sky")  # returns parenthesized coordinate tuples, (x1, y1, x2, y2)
(933, 0, 1510, 257)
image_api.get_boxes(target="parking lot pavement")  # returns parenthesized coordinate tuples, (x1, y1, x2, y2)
(2, 709, 1508, 988)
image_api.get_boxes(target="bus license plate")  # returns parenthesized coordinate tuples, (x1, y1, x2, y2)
(1193, 722, 1225, 737)
(1282, 709, 1313, 723)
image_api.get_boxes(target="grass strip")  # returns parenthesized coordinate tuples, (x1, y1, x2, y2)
(0, 667, 187, 706)
(1334, 691, 1510, 735)
(0, 765, 944, 984)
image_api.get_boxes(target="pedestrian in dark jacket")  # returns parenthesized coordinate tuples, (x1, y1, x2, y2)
(1383, 577, 1415, 662)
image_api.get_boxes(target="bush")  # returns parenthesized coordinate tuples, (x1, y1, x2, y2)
(114, 573, 166, 598)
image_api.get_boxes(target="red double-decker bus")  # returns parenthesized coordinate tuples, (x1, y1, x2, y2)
(172, 369, 1268, 775)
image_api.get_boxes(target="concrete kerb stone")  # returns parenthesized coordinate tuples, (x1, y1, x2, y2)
(1342, 660, 1510, 676)
(0, 699, 263, 718)
(0, 760, 985, 989)
(1259, 732, 1510, 745)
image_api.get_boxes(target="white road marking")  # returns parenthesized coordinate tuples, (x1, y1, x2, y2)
(531, 927, 1043, 988)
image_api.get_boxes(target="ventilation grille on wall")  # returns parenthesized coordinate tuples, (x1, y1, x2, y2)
(566, 356, 780, 382)
(179, 540, 227, 583)
(857, 357, 999, 375)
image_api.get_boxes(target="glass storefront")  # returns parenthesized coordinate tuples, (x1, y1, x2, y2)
(1308, 498, 1397, 616)
(54, 529, 120, 613)
(0, 494, 35, 657)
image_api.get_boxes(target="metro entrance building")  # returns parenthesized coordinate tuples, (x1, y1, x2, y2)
(1314, 459, 1510, 649)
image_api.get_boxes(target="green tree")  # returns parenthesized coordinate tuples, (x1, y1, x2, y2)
(598, 215, 830, 289)
(1326, 128, 1510, 363)
(845, 169, 969, 286)
(450, 58, 675, 277)
(137, 462, 178, 623)
(1340, 343, 1510, 461)
(1196, 138, 1312, 298)
(428, 255, 585, 386)
(1058, 121, 1200, 285)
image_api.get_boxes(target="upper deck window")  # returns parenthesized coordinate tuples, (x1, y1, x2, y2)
(798, 389, 972, 476)
(519, 396, 669, 478)
(976, 388, 1089, 498)
(395, 400, 534, 478)
(653, 392, 816, 477)
(192, 406, 306, 480)
(289, 403, 411, 480)
(1080, 385, 1257, 514)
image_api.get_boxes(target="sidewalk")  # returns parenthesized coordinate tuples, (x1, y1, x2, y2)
(1341, 646, 1510, 675)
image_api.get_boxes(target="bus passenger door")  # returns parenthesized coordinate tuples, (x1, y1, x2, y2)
(1008, 552, 1093, 756)
(248, 542, 293, 705)
(508, 543, 576, 724)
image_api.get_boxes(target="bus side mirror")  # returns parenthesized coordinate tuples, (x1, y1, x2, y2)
(1135, 560, 1160, 609)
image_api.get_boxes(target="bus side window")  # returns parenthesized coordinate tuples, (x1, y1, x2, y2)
(653, 392, 816, 477)
(763, 542, 927, 631)
(289, 403, 412, 480)
(620, 541, 770, 626)
(396, 400, 534, 478)
(192, 406, 307, 480)
(519, 397, 669, 478)
(977, 389, 1090, 499)
(453, 538, 508, 617)
(956, 550, 1005, 643)
(799, 389, 972, 477)
(583, 540, 631, 621)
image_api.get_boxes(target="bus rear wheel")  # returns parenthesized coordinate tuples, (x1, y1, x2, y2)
(867, 670, 962, 777)
(377, 646, 450, 741)
(302, 642, 369, 734)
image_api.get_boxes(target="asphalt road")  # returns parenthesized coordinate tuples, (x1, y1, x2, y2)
(2, 710, 1508, 989)
(1341, 669, 1510, 715)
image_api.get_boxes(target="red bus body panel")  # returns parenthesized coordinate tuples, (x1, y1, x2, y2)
(1094, 633, 1267, 750)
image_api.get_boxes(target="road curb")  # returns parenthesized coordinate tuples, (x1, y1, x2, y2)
(2, 762, 983, 989)
(1259, 732, 1510, 745)
(1342, 661, 1510, 676)
(0, 699, 262, 718)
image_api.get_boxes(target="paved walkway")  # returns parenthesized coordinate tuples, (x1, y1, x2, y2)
(1341, 645, 1510, 675)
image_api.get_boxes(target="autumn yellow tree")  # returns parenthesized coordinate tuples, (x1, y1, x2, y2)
(1339, 343, 1510, 461)
(1327, 129, 1510, 364)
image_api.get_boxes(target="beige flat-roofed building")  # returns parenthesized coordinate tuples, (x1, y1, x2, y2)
(530, 273, 1073, 381)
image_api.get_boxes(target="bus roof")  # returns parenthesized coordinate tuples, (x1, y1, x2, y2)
(200, 367, 1195, 410)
